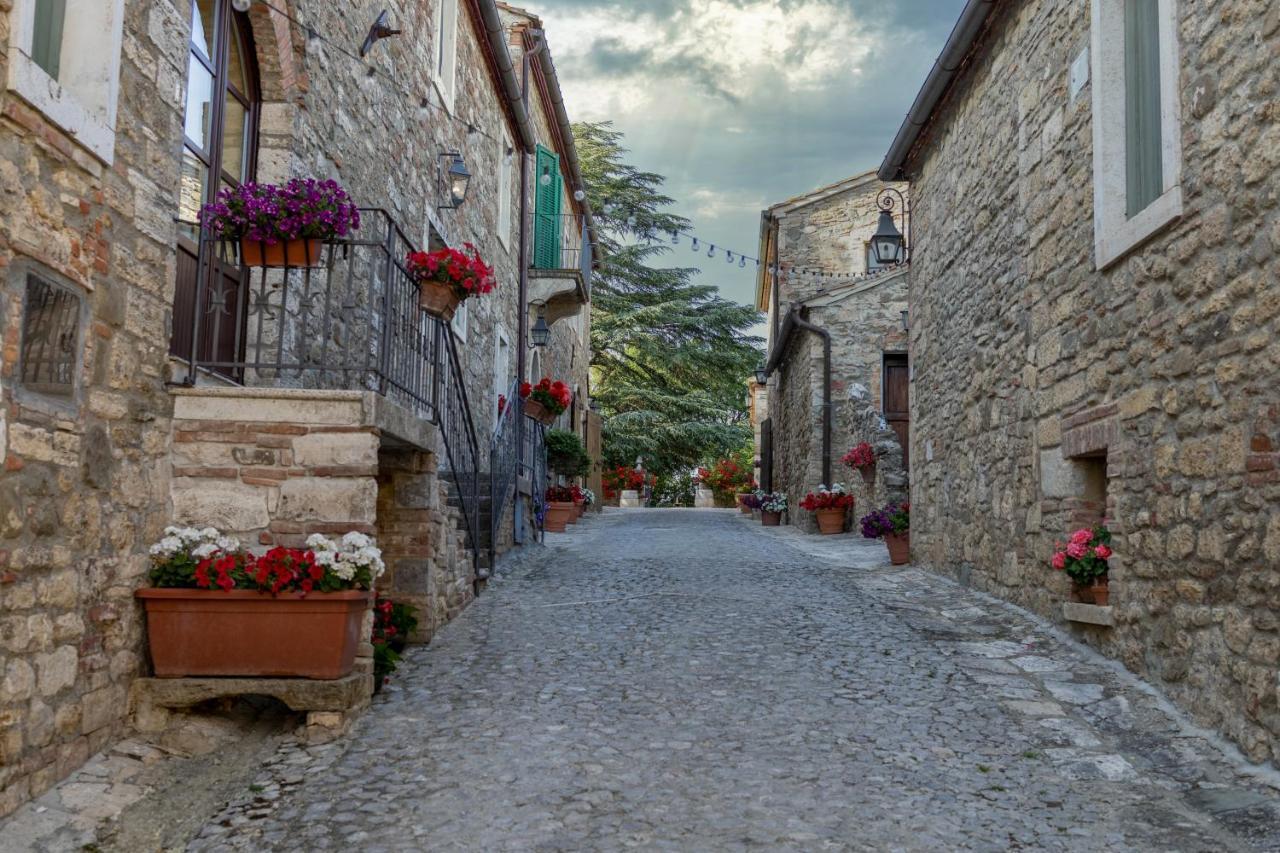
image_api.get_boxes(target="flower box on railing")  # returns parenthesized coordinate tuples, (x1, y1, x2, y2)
(200, 178, 360, 269)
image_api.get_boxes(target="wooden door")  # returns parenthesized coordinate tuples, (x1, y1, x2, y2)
(884, 354, 909, 471)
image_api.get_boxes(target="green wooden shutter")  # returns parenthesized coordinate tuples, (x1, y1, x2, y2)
(32, 0, 66, 79)
(1124, 0, 1163, 218)
(533, 145, 563, 269)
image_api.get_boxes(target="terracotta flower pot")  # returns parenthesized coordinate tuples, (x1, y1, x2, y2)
(545, 501, 575, 532)
(568, 500, 583, 524)
(885, 531, 910, 565)
(239, 237, 323, 268)
(1074, 583, 1094, 604)
(860, 464, 876, 488)
(1090, 578, 1110, 607)
(523, 399, 557, 426)
(737, 494, 753, 514)
(815, 507, 846, 535)
(761, 511, 781, 527)
(417, 278, 464, 321)
(135, 588, 371, 679)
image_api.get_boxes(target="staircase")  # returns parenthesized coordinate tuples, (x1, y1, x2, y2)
(446, 474, 495, 577)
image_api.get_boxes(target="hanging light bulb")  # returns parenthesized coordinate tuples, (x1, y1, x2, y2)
(739, 256, 746, 268)
(691, 237, 699, 251)
(539, 167, 552, 187)
(231, 0, 253, 10)
(360, 66, 378, 92)
(417, 97, 431, 118)
(670, 231, 679, 245)
(603, 202, 615, 215)
(573, 189, 586, 202)
(725, 251, 733, 263)
(304, 26, 322, 55)
(707, 245, 715, 258)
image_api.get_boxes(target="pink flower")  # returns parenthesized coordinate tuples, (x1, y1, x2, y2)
(1094, 544, 1112, 560)
(1066, 541, 1088, 559)
(1070, 528, 1093, 546)
(1051, 552, 1066, 570)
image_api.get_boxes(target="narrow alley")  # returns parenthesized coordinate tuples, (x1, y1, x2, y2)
(169, 509, 1280, 852)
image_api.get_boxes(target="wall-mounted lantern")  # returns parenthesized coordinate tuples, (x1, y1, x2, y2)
(438, 152, 472, 210)
(754, 364, 768, 385)
(530, 308, 551, 348)
(871, 187, 910, 266)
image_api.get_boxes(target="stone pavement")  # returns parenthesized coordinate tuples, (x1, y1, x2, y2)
(177, 508, 1280, 852)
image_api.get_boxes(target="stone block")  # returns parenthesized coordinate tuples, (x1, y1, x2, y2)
(292, 431, 378, 468)
(80, 686, 123, 734)
(1063, 602, 1114, 626)
(170, 387, 368, 426)
(34, 646, 78, 697)
(171, 477, 272, 531)
(1039, 448, 1086, 498)
(130, 672, 370, 715)
(277, 477, 377, 524)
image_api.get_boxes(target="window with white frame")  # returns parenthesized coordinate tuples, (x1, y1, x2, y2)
(494, 328, 510, 424)
(433, 0, 459, 111)
(1090, 0, 1183, 269)
(497, 132, 513, 249)
(5, 0, 125, 164)
(451, 298, 468, 341)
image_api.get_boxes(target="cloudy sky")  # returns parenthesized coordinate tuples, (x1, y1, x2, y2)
(533, 0, 968, 311)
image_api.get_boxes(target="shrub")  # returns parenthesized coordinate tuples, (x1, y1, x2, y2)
(545, 429, 591, 477)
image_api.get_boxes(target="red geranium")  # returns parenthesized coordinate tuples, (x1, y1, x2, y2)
(799, 485, 856, 512)
(546, 485, 577, 503)
(523, 376, 572, 416)
(841, 442, 876, 470)
(406, 243, 496, 300)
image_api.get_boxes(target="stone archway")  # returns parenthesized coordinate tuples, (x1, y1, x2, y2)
(244, 1, 305, 183)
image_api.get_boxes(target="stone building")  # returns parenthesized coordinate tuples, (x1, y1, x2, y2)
(755, 171, 910, 531)
(880, 0, 1279, 765)
(0, 0, 593, 817)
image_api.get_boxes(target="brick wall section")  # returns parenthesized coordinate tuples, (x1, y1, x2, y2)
(904, 0, 1280, 764)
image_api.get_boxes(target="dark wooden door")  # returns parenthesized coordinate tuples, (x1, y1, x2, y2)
(884, 354, 909, 471)
(170, 0, 258, 367)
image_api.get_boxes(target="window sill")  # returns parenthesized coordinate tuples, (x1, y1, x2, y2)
(1094, 185, 1182, 271)
(6, 51, 115, 164)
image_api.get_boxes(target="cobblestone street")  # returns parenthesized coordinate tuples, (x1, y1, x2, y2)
(183, 509, 1280, 852)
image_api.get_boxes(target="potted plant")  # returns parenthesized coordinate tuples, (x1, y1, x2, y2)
(698, 452, 754, 508)
(799, 484, 855, 535)
(544, 485, 577, 532)
(580, 487, 596, 514)
(136, 527, 384, 679)
(371, 597, 418, 693)
(200, 178, 360, 268)
(521, 378, 572, 426)
(842, 442, 878, 488)
(406, 243, 496, 321)
(740, 490, 763, 515)
(545, 429, 591, 479)
(860, 503, 911, 564)
(759, 492, 788, 526)
(1051, 524, 1113, 605)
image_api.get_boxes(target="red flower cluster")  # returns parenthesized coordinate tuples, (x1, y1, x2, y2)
(372, 598, 398, 645)
(602, 466, 652, 498)
(546, 485, 578, 503)
(406, 243, 496, 298)
(520, 377, 572, 416)
(194, 547, 323, 595)
(698, 457, 754, 497)
(841, 442, 876, 470)
(799, 489, 856, 511)
(1051, 524, 1113, 584)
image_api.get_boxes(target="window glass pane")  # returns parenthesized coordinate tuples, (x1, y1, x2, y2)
(32, 0, 65, 78)
(1124, 0, 1163, 217)
(221, 97, 247, 182)
(184, 53, 215, 148)
(227, 26, 248, 95)
(178, 148, 208, 239)
(192, 0, 216, 60)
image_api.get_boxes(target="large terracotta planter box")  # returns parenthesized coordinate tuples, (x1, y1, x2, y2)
(136, 589, 372, 680)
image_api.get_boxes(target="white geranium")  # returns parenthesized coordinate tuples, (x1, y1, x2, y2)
(149, 536, 184, 558)
(341, 531, 372, 551)
(306, 533, 338, 552)
(191, 542, 221, 559)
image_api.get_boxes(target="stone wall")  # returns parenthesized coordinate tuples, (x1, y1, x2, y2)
(772, 331, 818, 529)
(905, 1, 1280, 765)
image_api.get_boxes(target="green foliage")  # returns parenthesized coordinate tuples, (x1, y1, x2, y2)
(545, 429, 591, 478)
(373, 598, 418, 689)
(652, 471, 696, 507)
(573, 122, 763, 476)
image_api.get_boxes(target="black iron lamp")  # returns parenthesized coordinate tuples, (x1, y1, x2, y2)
(871, 188, 909, 266)
(754, 364, 768, 385)
(900, 309, 909, 332)
(530, 309, 551, 347)
(359, 10, 402, 57)
(438, 152, 472, 210)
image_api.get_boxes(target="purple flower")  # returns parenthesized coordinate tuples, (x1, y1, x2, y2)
(199, 178, 361, 244)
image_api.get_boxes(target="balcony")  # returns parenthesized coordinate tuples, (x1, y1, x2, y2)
(530, 214, 592, 323)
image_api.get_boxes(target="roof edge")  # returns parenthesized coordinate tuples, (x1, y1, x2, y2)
(877, 0, 999, 182)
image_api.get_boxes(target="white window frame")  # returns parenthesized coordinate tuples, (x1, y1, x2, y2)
(433, 0, 459, 112)
(451, 298, 468, 341)
(5, 0, 125, 164)
(1089, 0, 1183, 270)
(497, 130, 513, 250)
(494, 327, 510, 424)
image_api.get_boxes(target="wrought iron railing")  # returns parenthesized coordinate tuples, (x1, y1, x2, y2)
(178, 209, 480, 563)
(530, 217, 593, 299)
(489, 379, 521, 566)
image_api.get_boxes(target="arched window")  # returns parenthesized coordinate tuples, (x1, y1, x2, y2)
(171, 0, 260, 363)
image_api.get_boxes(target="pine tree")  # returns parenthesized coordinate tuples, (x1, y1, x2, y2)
(574, 122, 763, 475)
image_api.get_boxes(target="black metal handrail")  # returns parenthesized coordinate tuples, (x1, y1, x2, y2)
(180, 208, 481, 565)
(488, 379, 521, 567)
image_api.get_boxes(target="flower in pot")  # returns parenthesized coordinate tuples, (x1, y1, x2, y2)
(740, 490, 764, 514)
(758, 492, 788, 526)
(371, 597, 418, 693)
(860, 502, 910, 564)
(137, 527, 385, 679)
(521, 377, 572, 426)
(200, 178, 360, 268)
(698, 454, 755, 508)
(799, 483, 855, 535)
(406, 242, 496, 321)
(1051, 524, 1112, 605)
(580, 487, 596, 513)
(544, 485, 578, 532)
(842, 442, 878, 488)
